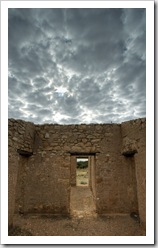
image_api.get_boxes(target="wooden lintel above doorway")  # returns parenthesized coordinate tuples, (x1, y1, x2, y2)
(67, 151, 99, 156)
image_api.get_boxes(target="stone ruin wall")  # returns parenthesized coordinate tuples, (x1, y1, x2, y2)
(8, 119, 35, 226)
(8, 118, 146, 229)
(121, 119, 146, 228)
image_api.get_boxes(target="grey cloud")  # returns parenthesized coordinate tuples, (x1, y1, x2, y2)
(23, 90, 50, 107)
(8, 8, 146, 124)
(55, 94, 81, 116)
(9, 98, 26, 119)
(37, 109, 53, 117)
(122, 9, 145, 36)
(59, 117, 81, 124)
(32, 77, 49, 89)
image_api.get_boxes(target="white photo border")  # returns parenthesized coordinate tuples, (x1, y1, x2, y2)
(1, 0, 154, 245)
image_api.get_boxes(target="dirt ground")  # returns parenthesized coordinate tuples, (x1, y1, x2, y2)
(9, 185, 145, 236)
(70, 186, 96, 217)
(10, 213, 145, 236)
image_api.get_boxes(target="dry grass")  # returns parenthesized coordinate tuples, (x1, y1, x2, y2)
(76, 168, 88, 186)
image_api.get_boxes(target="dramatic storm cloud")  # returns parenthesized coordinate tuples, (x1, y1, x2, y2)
(8, 8, 146, 124)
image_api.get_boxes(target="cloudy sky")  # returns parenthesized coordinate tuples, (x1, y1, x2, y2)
(8, 8, 146, 124)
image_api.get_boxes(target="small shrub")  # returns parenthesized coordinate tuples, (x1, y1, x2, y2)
(77, 161, 88, 169)
(80, 181, 87, 185)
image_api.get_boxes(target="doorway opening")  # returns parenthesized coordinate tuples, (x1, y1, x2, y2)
(76, 157, 89, 186)
(70, 153, 96, 217)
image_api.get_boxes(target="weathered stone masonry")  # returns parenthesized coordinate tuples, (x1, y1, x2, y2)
(8, 118, 146, 229)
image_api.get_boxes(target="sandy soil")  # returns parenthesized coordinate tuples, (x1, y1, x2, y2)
(9, 213, 145, 236)
(76, 168, 88, 186)
(9, 186, 145, 236)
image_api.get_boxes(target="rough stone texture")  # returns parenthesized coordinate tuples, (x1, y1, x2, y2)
(121, 118, 146, 230)
(121, 137, 138, 156)
(8, 118, 146, 230)
(8, 119, 35, 227)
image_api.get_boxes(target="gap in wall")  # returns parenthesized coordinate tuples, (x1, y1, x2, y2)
(76, 157, 89, 186)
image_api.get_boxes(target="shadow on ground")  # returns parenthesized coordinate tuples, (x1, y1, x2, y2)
(8, 225, 33, 236)
(9, 213, 146, 236)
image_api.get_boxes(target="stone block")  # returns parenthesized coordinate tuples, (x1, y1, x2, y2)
(45, 133, 49, 138)
(12, 137, 18, 142)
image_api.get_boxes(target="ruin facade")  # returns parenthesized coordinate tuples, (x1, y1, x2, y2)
(8, 118, 146, 229)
